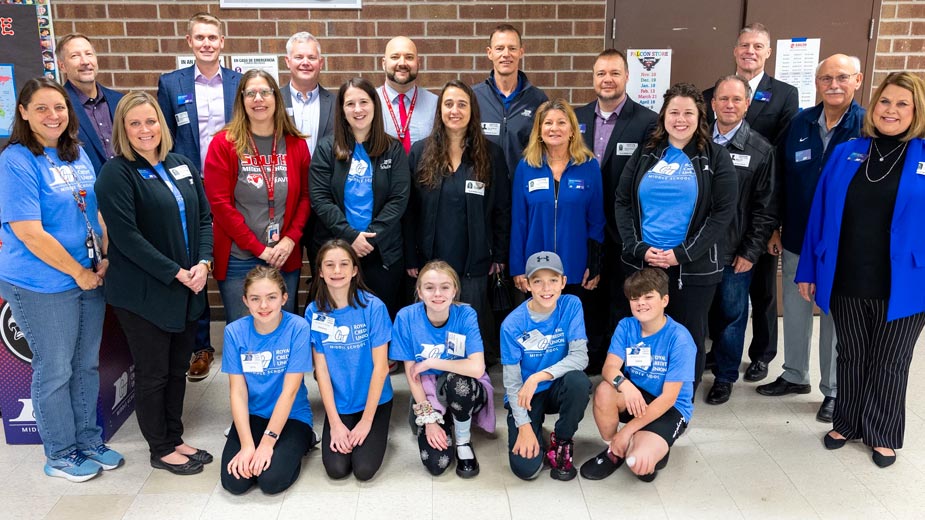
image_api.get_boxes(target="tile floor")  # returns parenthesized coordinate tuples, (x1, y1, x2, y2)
(3, 319, 925, 519)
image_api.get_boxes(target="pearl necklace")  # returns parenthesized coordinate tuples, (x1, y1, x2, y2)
(865, 140, 907, 183)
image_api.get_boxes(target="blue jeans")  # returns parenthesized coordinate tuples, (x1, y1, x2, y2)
(217, 256, 299, 324)
(0, 280, 105, 459)
(711, 265, 754, 384)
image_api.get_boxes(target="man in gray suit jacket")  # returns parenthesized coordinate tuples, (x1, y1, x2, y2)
(575, 48, 657, 374)
(281, 32, 335, 155)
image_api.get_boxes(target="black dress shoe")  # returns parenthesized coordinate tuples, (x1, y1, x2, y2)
(823, 430, 847, 450)
(455, 443, 479, 478)
(151, 454, 204, 475)
(743, 360, 769, 382)
(187, 449, 213, 465)
(706, 382, 733, 405)
(756, 376, 811, 396)
(579, 448, 624, 480)
(872, 448, 896, 468)
(816, 397, 836, 423)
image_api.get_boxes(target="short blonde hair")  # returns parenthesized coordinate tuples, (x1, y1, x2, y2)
(112, 91, 173, 162)
(187, 12, 223, 36)
(523, 99, 594, 168)
(863, 71, 925, 141)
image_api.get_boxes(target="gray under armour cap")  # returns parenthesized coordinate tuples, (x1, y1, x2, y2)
(525, 251, 565, 278)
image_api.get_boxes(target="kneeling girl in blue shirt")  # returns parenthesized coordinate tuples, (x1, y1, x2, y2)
(579, 268, 695, 483)
(221, 266, 316, 495)
(391, 260, 496, 478)
(307, 239, 393, 481)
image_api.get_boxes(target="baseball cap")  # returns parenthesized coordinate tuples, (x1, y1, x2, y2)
(525, 251, 565, 278)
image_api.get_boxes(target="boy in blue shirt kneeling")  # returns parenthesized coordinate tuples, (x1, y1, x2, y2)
(501, 252, 592, 481)
(579, 268, 695, 482)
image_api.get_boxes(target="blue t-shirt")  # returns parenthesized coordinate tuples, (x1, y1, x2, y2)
(609, 316, 695, 422)
(222, 312, 314, 427)
(306, 291, 393, 414)
(639, 145, 698, 250)
(151, 162, 189, 254)
(0, 145, 102, 293)
(500, 294, 586, 394)
(390, 302, 484, 377)
(344, 143, 374, 232)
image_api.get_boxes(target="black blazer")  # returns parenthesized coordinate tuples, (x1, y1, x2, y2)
(704, 73, 799, 145)
(575, 97, 657, 245)
(64, 81, 123, 175)
(405, 139, 511, 278)
(309, 135, 410, 267)
(95, 153, 213, 332)
(280, 83, 336, 143)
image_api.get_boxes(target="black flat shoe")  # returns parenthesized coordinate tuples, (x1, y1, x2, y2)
(872, 448, 896, 468)
(816, 397, 836, 423)
(579, 448, 624, 480)
(744, 360, 769, 382)
(187, 449, 213, 465)
(823, 431, 847, 450)
(756, 376, 811, 397)
(455, 443, 479, 478)
(151, 454, 204, 475)
(706, 382, 733, 405)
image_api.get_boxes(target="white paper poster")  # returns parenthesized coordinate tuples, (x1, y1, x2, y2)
(230, 55, 279, 82)
(626, 49, 672, 113)
(775, 38, 821, 109)
(177, 56, 196, 69)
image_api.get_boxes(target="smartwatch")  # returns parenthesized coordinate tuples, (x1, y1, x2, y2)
(612, 374, 626, 392)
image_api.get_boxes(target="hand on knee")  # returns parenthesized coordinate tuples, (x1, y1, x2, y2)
(626, 449, 658, 476)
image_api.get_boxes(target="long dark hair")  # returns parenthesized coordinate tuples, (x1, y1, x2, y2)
(4, 78, 81, 162)
(416, 80, 491, 189)
(333, 77, 393, 161)
(645, 82, 711, 153)
(224, 69, 303, 158)
(310, 239, 372, 312)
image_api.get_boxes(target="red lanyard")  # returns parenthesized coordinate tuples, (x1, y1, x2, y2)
(247, 133, 279, 220)
(381, 85, 418, 140)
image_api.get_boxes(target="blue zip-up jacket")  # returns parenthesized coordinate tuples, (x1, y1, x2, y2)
(779, 100, 864, 253)
(473, 71, 548, 179)
(510, 157, 605, 282)
(796, 137, 925, 322)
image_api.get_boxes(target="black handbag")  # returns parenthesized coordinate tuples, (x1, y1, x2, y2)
(490, 272, 513, 312)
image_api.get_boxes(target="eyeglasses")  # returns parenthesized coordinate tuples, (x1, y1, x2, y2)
(244, 89, 274, 99)
(816, 73, 859, 85)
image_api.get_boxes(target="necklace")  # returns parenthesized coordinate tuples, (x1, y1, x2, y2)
(865, 140, 907, 183)
(872, 139, 905, 162)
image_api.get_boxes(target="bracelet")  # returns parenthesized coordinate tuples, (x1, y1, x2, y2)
(415, 411, 444, 426)
(412, 401, 434, 417)
(263, 429, 278, 439)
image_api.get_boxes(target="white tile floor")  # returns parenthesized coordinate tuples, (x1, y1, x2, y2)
(3, 319, 925, 520)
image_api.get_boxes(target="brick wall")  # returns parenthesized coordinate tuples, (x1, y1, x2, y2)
(875, 0, 925, 89)
(51, 0, 606, 104)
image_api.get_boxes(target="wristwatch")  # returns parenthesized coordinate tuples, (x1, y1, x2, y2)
(612, 374, 626, 392)
(199, 259, 214, 273)
(263, 430, 278, 439)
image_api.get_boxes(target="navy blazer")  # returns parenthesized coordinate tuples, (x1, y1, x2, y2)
(575, 97, 657, 244)
(156, 65, 242, 169)
(796, 137, 925, 321)
(704, 73, 799, 145)
(63, 81, 123, 175)
(280, 83, 336, 144)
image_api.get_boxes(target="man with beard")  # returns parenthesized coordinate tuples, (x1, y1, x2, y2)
(575, 48, 656, 374)
(376, 36, 438, 153)
(57, 33, 124, 175)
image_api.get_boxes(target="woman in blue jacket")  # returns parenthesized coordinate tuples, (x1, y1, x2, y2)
(796, 72, 925, 468)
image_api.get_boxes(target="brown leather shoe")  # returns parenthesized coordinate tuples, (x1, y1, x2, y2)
(187, 350, 213, 381)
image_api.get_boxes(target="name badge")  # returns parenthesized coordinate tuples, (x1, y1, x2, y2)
(465, 180, 486, 196)
(481, 122, 501, 136)
(177, 93, 194, 105)
(286, 107, 294, 116)
(446, 332, 467, 357)
(625, 343, 652, 369)
(795, 149, 812, 163)
(266, 221, 280, 244)
(847, 152, 868, 163)
(917, 162, 925, 175)
(136, 168, 157, 180)
(241, 352, 271, 373)
(731, 153, 751, 168)
(175, 111, 190, 127)
(567, 178, 586, 190)
(528, 177, 550, 192)
(579, 123, 587, 134)
(517, 329, 547, 351)
(311, 313, 336, 335)
(754, 90, 772, 103)
(169, 164, 193, 180)
(616, 142, 638, 156)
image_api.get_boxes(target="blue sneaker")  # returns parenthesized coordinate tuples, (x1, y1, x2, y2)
(44, 449, 102, 482)
(82, 443, 125, 470)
